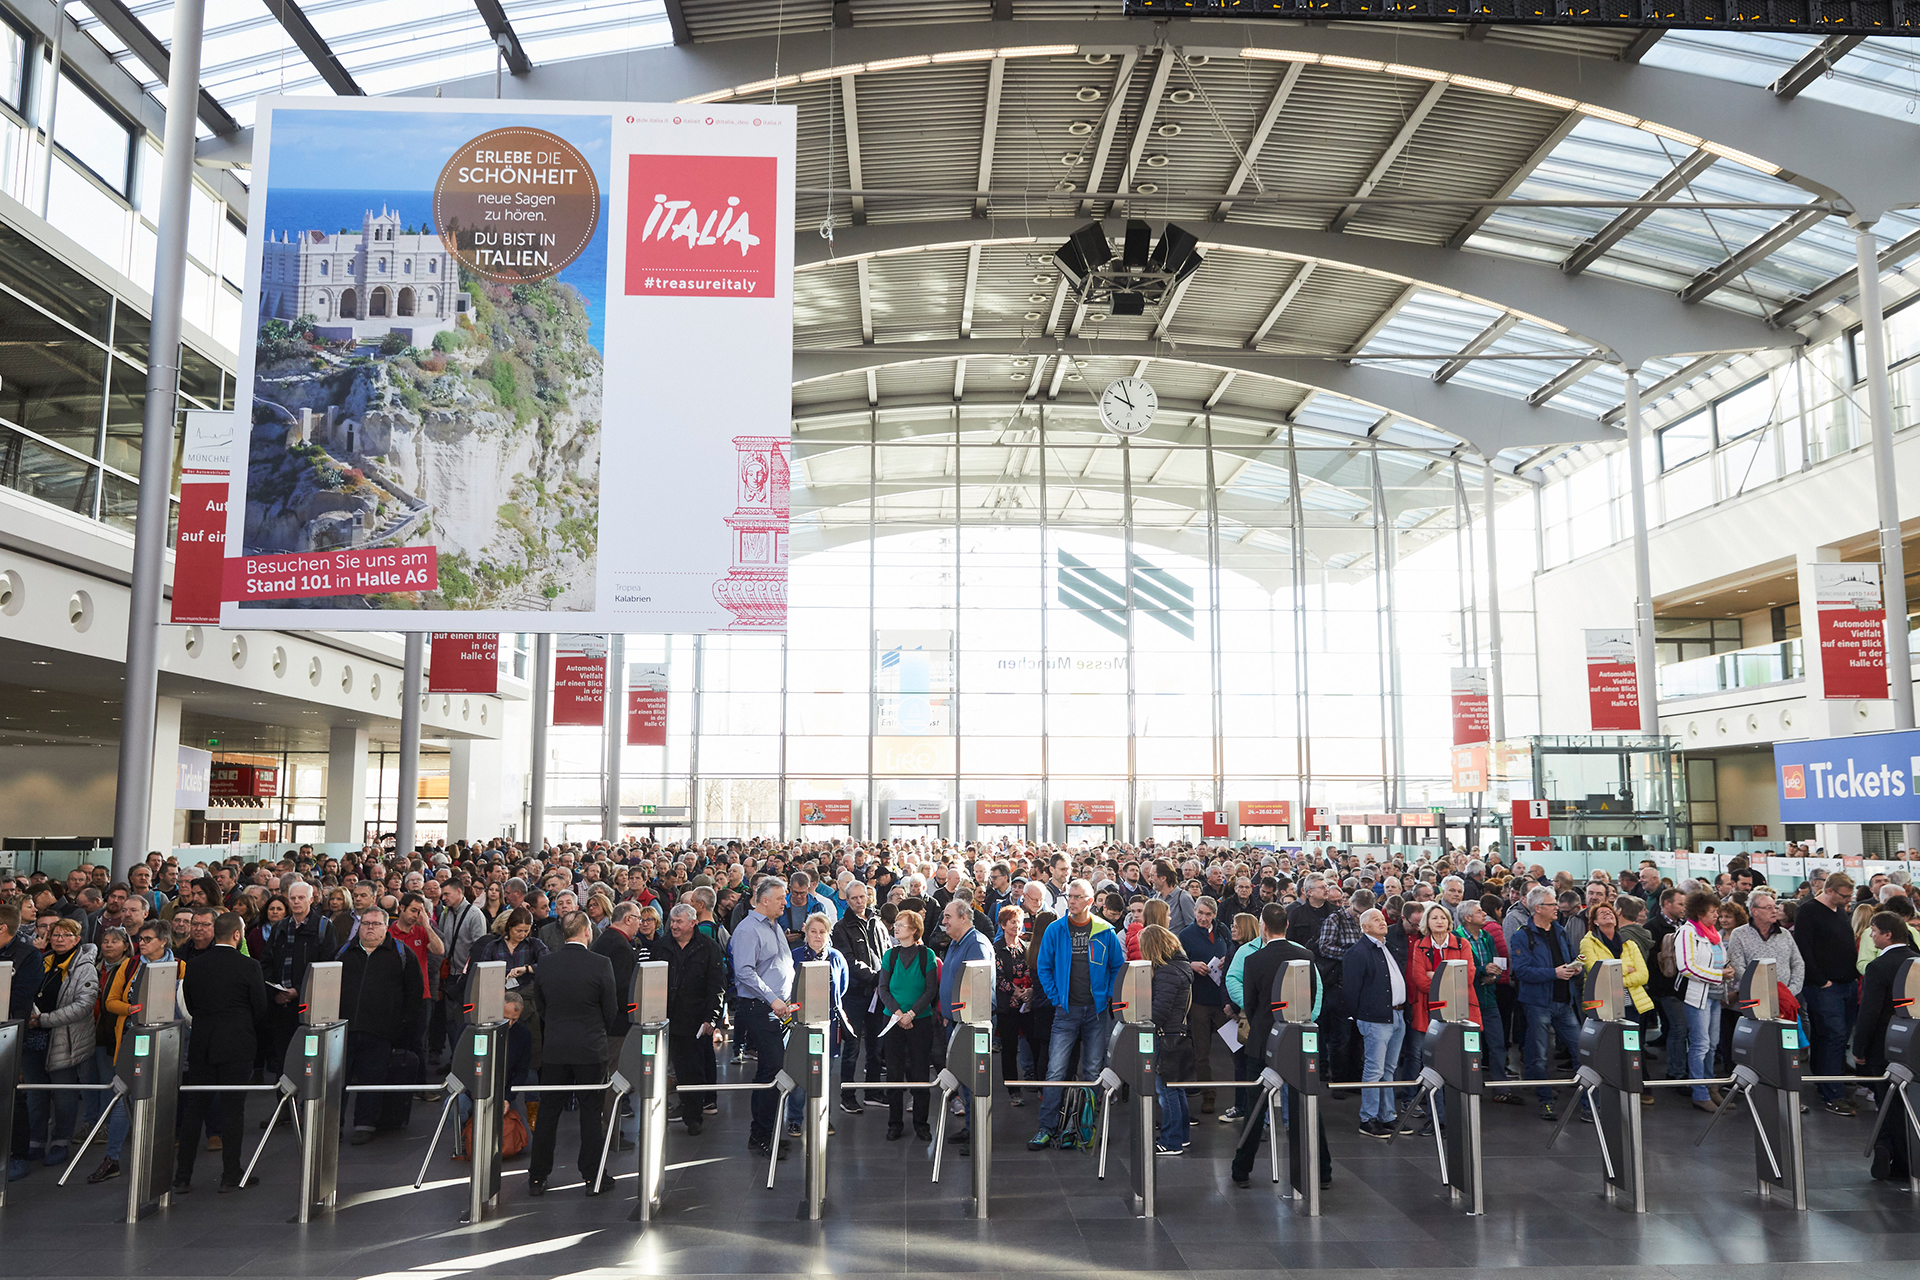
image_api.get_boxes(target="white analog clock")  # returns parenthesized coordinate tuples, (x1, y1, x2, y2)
(1098, 376, 1157, 437)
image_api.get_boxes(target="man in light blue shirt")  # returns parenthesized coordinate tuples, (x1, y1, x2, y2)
(734, 877, 797, 1157)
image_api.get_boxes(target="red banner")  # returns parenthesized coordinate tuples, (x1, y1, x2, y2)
(627, 689, 668, 746)
(976, 801, 1029, 825)
(1449, 666, 1490, 745)
(224, 547, 438, 601)
(429, 633, 499, 693)
(1237, 801, 1290, 827)
(1513, 799, 1550, 838)
(1303, 806, 1329, 834)
(210, 764, 278, 799)
(1062, 800, 1116, 826)
(1584, 629, 1640, 731)
(1813, 563, 1889, 700)
(1201, 811, 1229, 838)
(553, 636, 608, 726)
(798, 800, 852, 825)
(171, 483, 228, 624)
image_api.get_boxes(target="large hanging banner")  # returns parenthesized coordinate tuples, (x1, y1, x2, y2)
(1812, 563, 1889, 700)
(1585, 629, 1641, 731)
(428, 633, 499, 693)
(171, 411, 235, 624)
(553, 633, 608, 726)
(626, 662, 668, 747)
(219, 97, 795, 633)
(1449, 666, 1490, 745)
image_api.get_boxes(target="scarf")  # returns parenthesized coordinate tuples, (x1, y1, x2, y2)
(1592, 927, 1624, 959)
(1691, 920, 1722, 946)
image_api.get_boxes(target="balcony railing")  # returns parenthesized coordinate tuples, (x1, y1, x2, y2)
(1657, 639, 1803, 700)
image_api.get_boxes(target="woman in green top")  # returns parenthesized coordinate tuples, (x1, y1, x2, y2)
(878, 909, 938, 1141)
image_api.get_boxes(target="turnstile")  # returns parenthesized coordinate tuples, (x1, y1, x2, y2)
(0, 962, 19, 1209)
(1549, 959, 1645, 1212)
(1701, 957, 1805, 1209)
(1096, 961, 1158, 1217)
(782, 959, 832, 1220)
(611, 960, 670, 1220)
(930, 960, 995, 1218)
(1418, 959, 1485, 1214)
(453, 961, 508, 1224)
(1863, 954, 1920, 1191)
(1245, 958, 1327, 1215)
(118, 960, 184, 1223)
(275, 962, 346, 1221)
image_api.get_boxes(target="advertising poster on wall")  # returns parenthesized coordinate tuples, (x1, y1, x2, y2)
(1151, 801, 1207, 824)
(1449, 667, 1490, 745)
(219, 97, 794, 633)
(1812, 563, 1889, 700)
(976, 801, 1030, 825)
(626, 662, 668, 747)
(429, 633, 499, 693)
(1237, 801, 1290, 828)
(798, 800, 852, 826)
(1063, 800, 1117, 826)
(887, 800, 943, 824)
(552, 633, 607, 726)
(1584, 629, 1641, 731)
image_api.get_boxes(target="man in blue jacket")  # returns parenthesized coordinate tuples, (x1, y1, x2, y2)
(936, 898, 995, 1153)
(1508, 885, 1586, 1122)
(1343, 908, 1408, 1138)
(1029, 879, 1127, 1150)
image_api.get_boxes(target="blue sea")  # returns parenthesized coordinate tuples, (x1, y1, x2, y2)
(259, 188, 609, 353)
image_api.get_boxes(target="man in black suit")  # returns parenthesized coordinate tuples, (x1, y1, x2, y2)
(593, 902, 643, 1149)
(529, 911, 617, 1195)
(1856, 911, 1919, 1183)
(338, 907, 422, 1146)
(173, 912, 268, 1193)
(1229, 904, 1331, 1190)
(664, 904, 726, 1135)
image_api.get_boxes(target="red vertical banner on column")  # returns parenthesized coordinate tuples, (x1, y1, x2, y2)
(1813, 563, 1889, 700)
(1584, 628, 1640, 731)
(626, 662, 668, 746)
(170, 412, 236, 624)
(1449, 667, 1490, 745)
(429, 633, 499, 693)
(553, 634, 608, 726)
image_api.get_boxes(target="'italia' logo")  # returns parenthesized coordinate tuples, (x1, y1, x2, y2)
(626, 154, 777, 298)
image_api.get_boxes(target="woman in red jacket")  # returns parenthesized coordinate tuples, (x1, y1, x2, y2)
(1407, 902, 1481, 1137)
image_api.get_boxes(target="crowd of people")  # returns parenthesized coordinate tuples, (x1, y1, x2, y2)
(3, 836, 1916, 1196)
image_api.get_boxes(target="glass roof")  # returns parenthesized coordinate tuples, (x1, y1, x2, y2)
(62, 0, 674, 134)
(1642, 31, 1920, 124)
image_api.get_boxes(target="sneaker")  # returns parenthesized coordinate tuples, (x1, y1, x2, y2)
(1826, 1099, 1858, 1117)
(86, 1158, 121, 1185)
(44, 1145, 66, 1167)
(1491, 1091, 1524, 1106)
(1358, 1119, 1392, 1140)
(1220, 1106, 1245, 1124)
(704, 1101, 719, 1115)
(886, 1124, 905, 1141)
(1397, 1114, 1419, 1134)
(350, 1128, 375, 1146)
(839, 1098, 865, 1115)
(785, 1122, 803, 1138)
(1027, 1129, 1053, 1151)
(1418, 1118, 1436, 1138)
(1539, 1104, 1557, 1122)
(1008, 1095, 1024, 1108)
(7, 1158, 27, 1182)
(913, 1123, 932, 1142)
(1154, 1141, 1184, 1155)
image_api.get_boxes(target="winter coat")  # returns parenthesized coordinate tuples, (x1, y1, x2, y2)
(40, 943, 100, 1070)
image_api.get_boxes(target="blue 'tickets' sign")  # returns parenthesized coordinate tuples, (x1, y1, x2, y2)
(1774, 729, 1920, 823)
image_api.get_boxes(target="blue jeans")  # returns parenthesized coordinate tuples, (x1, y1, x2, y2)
(1679, 992, 1716, 1103)
(1474, 991, 1509, 1083)
(1039, 1005, 1111, 1136)
(1522, 1001, 1582, 1105)
(1803, 982, 1850, 1104)
(1155, 1076, 1189, 1148)
(1357, 1013, 1406, 1124)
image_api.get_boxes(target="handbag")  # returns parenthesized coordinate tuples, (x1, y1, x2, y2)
(453, 1105, 530, 1161)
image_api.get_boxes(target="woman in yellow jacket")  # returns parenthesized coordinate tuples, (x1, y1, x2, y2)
(1578, 901, 1654, 1026)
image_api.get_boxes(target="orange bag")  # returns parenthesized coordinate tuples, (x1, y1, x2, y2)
(452, 1107, 530, 1161)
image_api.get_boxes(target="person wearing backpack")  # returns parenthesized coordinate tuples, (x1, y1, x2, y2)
(1648, 887, 1691, 1091)
(337, 907, 422, 1146)
(877, 909, 938, 1142)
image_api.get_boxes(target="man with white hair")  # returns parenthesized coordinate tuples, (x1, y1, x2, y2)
(1509, 885, 1585, 1122)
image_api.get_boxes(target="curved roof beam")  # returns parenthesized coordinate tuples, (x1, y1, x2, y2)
(414, 19, 1917, 220)
(797, 219, 1797, 370)
(792, 346, 1618, 457)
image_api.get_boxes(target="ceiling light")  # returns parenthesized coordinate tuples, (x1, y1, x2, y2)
(1014, 358, 1031, 366)
(1088, 313, 1108, 322)
(1323, 55, 1386, 73)
(1000, 45, 1078, 59)
(1067, 121, 1094, 136)
(1240, 48, 1318, 65)
(1642, 120, 1703, 148)
(1075, 86, 1104, 103)
(1033, 274, 1054, 285)
(1061, 153, 1085, 166)
(1578, 102, 1640, 128)
(1134, 183, 1158, 194)
(1010, 373, 1027, 381)
(735, 74, 799, 95)
(1067, 373, 1083, 382)
(1024, 312, 1043, 321)
(1168, 89, 1195, 104)
(1513, 86, 1577, 111)
(1388, 63, 1448, 83)
(800, 63, 863, 83)
(1053, 180, 1077, 193)
(1701, 140, 1783, 176)
(1144, 154, 1169, 168)
(1449, 74, 1514, 96)
(1156, 123, 1181, 138)
(864, 55, 931, 74)
(932, 49, 997, 65)
(30, 660, 49, 665)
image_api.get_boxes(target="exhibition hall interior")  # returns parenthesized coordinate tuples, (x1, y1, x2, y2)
(12, 0, 1920, 1277)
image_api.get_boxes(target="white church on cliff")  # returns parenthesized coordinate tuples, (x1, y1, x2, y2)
(259, 207, 470, 343)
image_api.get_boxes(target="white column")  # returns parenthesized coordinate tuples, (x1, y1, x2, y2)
(447, 737, 502, 844)
(141, 696, 184, 858)
(1623, 368, 1659, 735)
(397, 633, 424, 855)
(324, 726, 369, 845)
(1796, 544, 1866, 861)
(1854, 222, 1920, 853)
(1481, 459, 1507, 745)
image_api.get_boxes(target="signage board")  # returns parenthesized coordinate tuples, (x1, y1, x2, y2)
(1775, 729, 1920, 824)
(798, 800, 851, 825)
(975, 801, 1029, 825)
(1063, 800, 1117, 826)
(1450, 666, 1490, 745)
(429, 633, 499, 693)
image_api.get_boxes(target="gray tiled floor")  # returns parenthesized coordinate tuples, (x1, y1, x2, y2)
(3, 1053, 1919, 1278)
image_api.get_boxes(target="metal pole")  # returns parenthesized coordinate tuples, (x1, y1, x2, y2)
(109, 0, 206, 881)
(530, 633, 550, 851)
(1623, 369, 1659, 736)
(604, 633, 625, 845)
(1855, 223, 1920, 851)
(398, 632, 424, 855)
(1482, 459, 1507, 746)
(35, 10, 63, 218)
